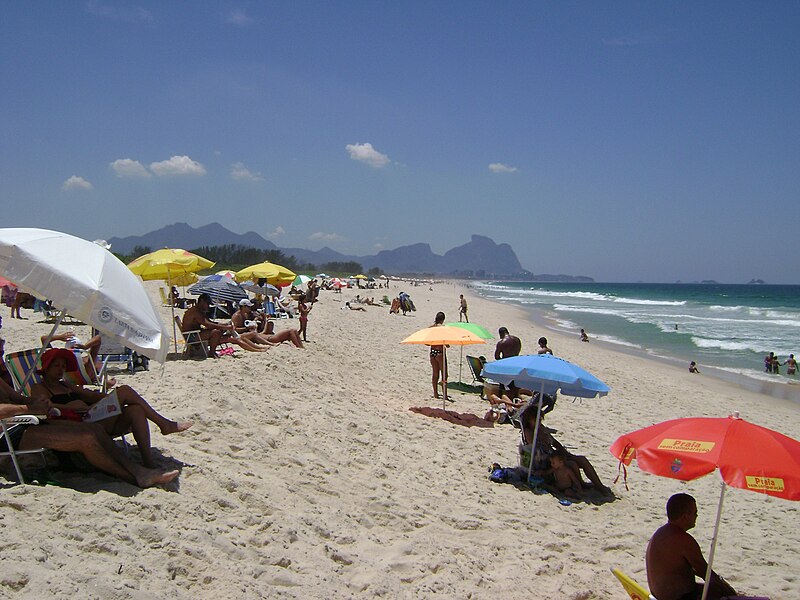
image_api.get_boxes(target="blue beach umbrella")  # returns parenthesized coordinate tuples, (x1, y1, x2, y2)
(482, 354, 610, 481)
(188, 274, 247, 303)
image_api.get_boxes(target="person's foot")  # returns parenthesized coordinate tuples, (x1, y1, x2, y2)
(161, 420, 193, 435)
(137, 469, 179, 488)
(597, 485, 615, 498)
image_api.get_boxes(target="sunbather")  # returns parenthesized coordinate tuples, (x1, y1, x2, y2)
(29, 348, 192, 468)
(1, 379, 178, 487)
(40, 331, 116, 387)
(233, 300, 303, 348)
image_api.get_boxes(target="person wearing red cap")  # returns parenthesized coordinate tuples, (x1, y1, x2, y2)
(31, 348, 192, 468)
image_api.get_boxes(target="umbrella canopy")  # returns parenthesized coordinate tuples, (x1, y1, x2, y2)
(215, 270, 237, 279)
(128, 248, 215, 280)
(188, 275, 247, 303)
(481, 354, 610, 398)
(445, 322, 493, 339)
(610, 414, 800, 500)
(353, 274, 368, 280)
(610, 413, 800, 600)
(235, 261, 296, 286)
(315, 273, 329, 278)
(0, 275, 17, 290)
(401, 325, 485, 346)
(292, 274, 312, 287)
(0, 228, 170, 362)
(239, 281, 281, 296)
(170, 272, 199, 287)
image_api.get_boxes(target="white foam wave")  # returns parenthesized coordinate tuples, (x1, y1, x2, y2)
(593, 334, 642, 349)
(709, 305, 746, 313)
(527, 290, 610, 301)
(612, 297, 686, 306)
(691, 337, 763, 353)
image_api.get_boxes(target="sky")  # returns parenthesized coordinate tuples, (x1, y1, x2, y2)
(1, 2, 799, 283)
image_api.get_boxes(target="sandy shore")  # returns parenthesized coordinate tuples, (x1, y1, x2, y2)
(1, 281, 798, 599)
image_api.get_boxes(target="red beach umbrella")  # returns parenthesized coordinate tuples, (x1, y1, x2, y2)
(610, 412, 800, 600)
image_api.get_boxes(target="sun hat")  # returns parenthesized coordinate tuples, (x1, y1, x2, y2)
(39, 347, 79, 374)
(239, 298, 254, 307)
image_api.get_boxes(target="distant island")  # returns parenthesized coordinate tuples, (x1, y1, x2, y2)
(747, 279, 766, 285)
(108, 222, 595, 281)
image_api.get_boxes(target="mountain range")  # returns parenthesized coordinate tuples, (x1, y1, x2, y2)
(109, 222, 593, 281)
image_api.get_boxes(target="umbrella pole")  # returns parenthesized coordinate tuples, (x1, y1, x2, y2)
(459, 345, 463, 383)
(168, 271, 178, 354)
(526, 382, 546, 483)
(442, 347, 449, 411)
(700, 482, 726, 600)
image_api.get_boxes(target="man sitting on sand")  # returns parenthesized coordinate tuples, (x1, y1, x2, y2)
(182, 294, 268, 355)
(0, 378, 179, 488)
(494, 327, 522, 359)
(646, 493, 737, 600)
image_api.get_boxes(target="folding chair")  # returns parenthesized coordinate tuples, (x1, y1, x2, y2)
(0, 415, 48, 485)
(158, 287, 172, 307)
(92, 329, 136, 374)
(4, 348, 43, 395)
(465, 355, 486, 385)
(174, 316, 209, 358)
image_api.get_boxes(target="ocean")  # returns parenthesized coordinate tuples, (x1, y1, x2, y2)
(473, 282, 800, 401)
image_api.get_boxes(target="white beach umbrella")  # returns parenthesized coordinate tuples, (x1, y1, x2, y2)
(0, 228, 170, 362)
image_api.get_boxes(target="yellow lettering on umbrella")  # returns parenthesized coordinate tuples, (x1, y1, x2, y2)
(745, 476, 785, 492)
(657, 439, 715, 453)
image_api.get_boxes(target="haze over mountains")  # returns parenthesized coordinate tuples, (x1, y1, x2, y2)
(109, 223, 593, 281)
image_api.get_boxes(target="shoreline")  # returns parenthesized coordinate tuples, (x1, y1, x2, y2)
(469, 283, 800, 407)
(2, 279, 798, 598)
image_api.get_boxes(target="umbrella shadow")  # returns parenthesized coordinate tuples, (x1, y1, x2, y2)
(409, 406, 495, 428)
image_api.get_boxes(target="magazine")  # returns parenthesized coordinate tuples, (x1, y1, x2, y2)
(83, 390, 122, 423)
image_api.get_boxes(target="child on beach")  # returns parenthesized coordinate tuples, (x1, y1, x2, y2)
(545, 451, 585, 500)
(297, 292, 312, 342)
(689, 361, 700, 373)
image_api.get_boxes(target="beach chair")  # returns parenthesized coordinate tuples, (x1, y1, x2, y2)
(610, 568, 656, 600)
(158, 287, 172, 307)
(466, 355, 486, 385)
(174, 316, 209, 358)
(1, 415, 48, 485)
(4, 348, 43, 395)
(92, 329, 136, 374)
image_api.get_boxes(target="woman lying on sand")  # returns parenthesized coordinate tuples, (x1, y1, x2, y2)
(30, 348, 192, 469)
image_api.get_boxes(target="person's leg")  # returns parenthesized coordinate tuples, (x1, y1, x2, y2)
(110, 404, 156, 467)
(115, 385, 192, 436)
(229, 335, 268, 352)
(568, 454, 612, 495)
(20, 423, 178, 487)
(441, 354, 448, 401)
(430, 355, 440, 398)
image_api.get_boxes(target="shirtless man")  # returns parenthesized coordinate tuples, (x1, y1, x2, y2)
(494, 327, 522, 359)
(646, 493, 737, 600)
(458, 294, 468, 322)
(0, 379, 178, 488)
(181, 294, 267, 355)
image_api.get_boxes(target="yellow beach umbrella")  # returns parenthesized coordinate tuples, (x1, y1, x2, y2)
(128, 248, 215, 352)
(235, 261, 296, 286)
(169, 271, 199, 286)
(353, 274, 368, 280)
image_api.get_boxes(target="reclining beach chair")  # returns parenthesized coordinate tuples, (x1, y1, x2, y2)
(4, 348, 43, 395)
(0, 414, 48, 485)
(158, 287, 172, 307)
(466, 355, 486, 385)
(610, 568, 656, 600)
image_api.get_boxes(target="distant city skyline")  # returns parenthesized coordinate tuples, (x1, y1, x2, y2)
(1, 2, 798, 283)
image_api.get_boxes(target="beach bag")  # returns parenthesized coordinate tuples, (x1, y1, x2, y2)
(131, 352, 149, 372)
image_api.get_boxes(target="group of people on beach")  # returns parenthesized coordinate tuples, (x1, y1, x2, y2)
(765, 351, 796, 375)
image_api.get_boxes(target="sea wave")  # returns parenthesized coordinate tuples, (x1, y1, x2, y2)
(593, 334, 642, 349)
(691, 336, 796, 355)
(612, 297, 686, 306)
(526, 290, 609, 301)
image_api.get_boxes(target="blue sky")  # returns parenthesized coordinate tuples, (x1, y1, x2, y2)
(1, 2, 798, 283)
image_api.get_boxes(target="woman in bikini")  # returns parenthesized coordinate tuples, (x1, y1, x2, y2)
(430, 311, 448, 401)
(30, 348, 192, 468)
(297, 292, 312, 342)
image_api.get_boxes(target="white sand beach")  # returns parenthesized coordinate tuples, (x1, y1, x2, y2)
(1, 282, 798, 599)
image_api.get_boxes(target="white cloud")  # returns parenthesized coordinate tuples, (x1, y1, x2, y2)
(85, 1, 154, 23)
(374, 243, 384, 251)
(309, 232, 345, 242)
(230, 162, 264, 182)
(488, 162, 518, 173)
(62, 176, 93, 191)
(266, 226, 285, 238)
(346, 142, 390, 168)
(149, 155, 207, 177)
(225, 8, 253, 26)
(110, 158, 151, 178)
